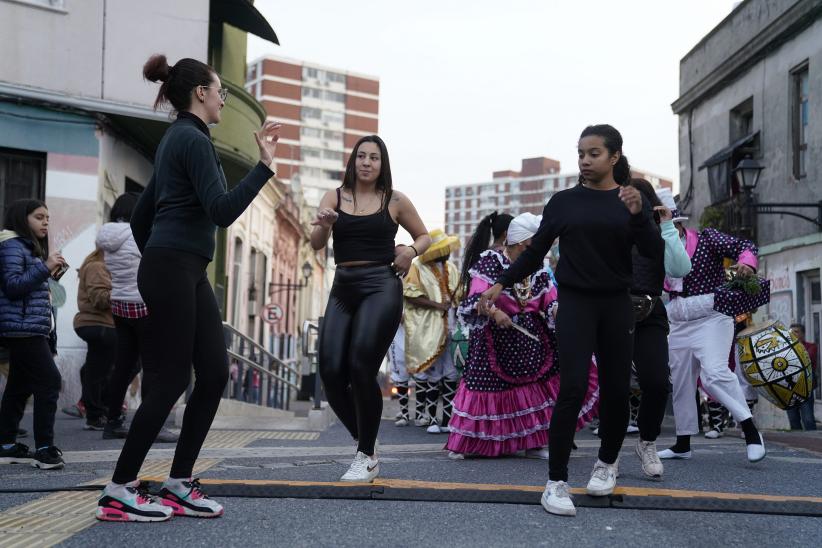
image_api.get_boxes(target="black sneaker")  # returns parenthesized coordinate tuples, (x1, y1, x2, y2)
(84, 417, 107, 431)
(32, 446, 65, 470)
(102, 417, 129, 439)
(0, 443, 34, 465)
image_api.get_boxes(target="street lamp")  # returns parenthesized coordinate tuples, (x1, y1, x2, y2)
(733, 157, 765, 191)
(268, 260, 315, 335)
(732, 157, 822, 237)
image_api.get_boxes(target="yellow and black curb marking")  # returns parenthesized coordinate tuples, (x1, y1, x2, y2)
(127, 477, 822, 517)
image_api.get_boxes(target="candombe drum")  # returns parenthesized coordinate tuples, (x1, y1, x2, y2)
(736, 320, 813, 409)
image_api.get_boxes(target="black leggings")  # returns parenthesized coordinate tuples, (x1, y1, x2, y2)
(75, 325, 117, 422)
(632, 298, 671, 442)
(105, 315, 155, 422)
(549, 288, 634, 482)
(112, 248, 228, 484)
(0, 336, 61, 448)
(319, 264, 403, 456)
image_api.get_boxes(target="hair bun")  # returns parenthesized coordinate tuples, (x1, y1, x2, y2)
(143, 54, 171, 83)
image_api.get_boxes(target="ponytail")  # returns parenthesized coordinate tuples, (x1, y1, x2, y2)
(459, 212, 496, 298)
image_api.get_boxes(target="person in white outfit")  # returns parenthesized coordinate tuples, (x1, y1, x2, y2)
(658, 214, 765, 463)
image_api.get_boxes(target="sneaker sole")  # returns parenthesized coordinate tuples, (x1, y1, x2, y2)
(96, 507, 172, 522)
(340, 466, 379, 483)
(0, 457, 34, 465)
(585, 486, 615, 497)
(540, 495, 576, 516)
(32, 461, 64, 470)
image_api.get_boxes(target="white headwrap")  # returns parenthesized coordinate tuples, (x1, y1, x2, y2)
(506, 212, 542, 245)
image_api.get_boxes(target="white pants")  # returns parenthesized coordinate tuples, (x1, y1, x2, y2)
(667, 297, 752, 436)
(389, 324, 457, 384)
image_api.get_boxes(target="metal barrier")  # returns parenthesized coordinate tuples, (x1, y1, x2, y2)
(301, 318, 323, 409)
(223, 322, 300, 411)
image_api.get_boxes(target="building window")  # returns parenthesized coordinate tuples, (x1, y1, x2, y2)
(325, 91, 345, 103)
(301, 127, 322, 138)
(729, 97, 754, 142)
(302, 87, 322, 99)
(327, 72, 345, 84)
(0, 147, 46, 215)
(303, 67, 318, 79)
(791, 62, 809, 179)
(301, 107, 322, 120)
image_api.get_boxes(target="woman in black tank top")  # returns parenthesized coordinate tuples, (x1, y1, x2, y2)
(310, 135, 430, 483)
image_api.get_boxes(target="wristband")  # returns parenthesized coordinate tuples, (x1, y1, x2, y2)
(409, 245, 418, 257)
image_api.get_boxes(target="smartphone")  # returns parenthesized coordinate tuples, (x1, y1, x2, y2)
(51, 263, 69, 281)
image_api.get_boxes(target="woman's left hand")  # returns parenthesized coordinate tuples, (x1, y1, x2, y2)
(254, 121, 282, 167)
(392, 246, 415, 277)
(619, 185, 643, 215)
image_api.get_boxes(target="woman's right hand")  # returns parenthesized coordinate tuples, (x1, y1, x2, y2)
(478, 283, 503, 315)
(45, 250, 65, 271)
(311, 208, 339, 229)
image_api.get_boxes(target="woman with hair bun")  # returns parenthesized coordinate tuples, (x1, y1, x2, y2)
(480, 125, 663, 516)
(96, 54, 281, 522)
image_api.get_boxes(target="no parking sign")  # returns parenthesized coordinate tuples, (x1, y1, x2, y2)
(262, 303, 284, 324)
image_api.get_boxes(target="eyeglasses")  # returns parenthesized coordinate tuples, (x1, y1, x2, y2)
(200, 86, 228, 101)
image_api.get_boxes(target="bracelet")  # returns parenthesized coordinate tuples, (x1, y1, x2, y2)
(409, 245, 418, 257)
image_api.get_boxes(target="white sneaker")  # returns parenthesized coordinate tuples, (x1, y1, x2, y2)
(340, 451, 379, 482)
(96, 480, 173, 522)
(591, 427, 599, 436)
(626, 424, 640, 434)
(394, 418, 409, 427)
(746, 433, 766, 463)
(447, 451, 465, 460)
(657, 448, 692, 459)
(525, 447, 550, 460)
(414, 417, 431, 427)
(541, 480, 576, 516)
(160, 478, 224, 518)
(635, 440, 663, 478)
(426, 424, 443, 434)
(586, 459, 618, 496)
(704, 429, 723, 439)
(440, 425, 451, 433)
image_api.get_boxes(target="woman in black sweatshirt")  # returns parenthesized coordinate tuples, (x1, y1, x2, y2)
(96, 54, 280, 523)
(479, 125, 663, 516)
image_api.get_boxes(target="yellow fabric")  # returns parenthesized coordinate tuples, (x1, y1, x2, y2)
(402, 259, 460, 375)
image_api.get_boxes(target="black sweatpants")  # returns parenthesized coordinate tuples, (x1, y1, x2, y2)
(0, 336, 61, 448)
(75, 325, 117, 422)
(632, 298, 671, 442)
(112, 248, 228, 484)
(105, 315, 155, 422)
(549, 288, 634, 482)
(319, 264, 403, 456)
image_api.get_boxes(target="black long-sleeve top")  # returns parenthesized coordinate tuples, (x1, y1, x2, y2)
(498, 185, 663, 292)
(131, 112, 274, 260)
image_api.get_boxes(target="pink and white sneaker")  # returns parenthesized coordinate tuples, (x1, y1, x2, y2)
(160, 478, 224, 518)
(96, 480, 173, 522)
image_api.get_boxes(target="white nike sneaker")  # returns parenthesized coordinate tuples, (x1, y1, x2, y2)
(541, 480, 576, 516)
(340, 451, 379, 482)
(586, 459, 618, 496)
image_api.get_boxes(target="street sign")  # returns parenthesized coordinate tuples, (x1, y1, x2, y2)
(262, 303, 284, 325)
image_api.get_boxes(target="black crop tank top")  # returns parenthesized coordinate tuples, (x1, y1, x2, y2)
(332, 188, 399, 264)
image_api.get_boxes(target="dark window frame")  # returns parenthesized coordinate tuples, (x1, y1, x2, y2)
(791, 60, 809, 180)
(0, 146, 47, 217)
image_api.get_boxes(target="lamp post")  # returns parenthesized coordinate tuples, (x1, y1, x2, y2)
(268, 260, 314, 336)
(733, 158, 822, 240)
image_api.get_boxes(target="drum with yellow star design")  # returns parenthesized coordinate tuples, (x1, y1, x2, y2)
(736, 320, 813, 409)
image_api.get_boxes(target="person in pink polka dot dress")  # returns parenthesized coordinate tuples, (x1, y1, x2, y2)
(658, 217, 766, 464)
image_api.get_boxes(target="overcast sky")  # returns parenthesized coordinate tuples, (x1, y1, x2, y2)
(249, 1, 735, 231)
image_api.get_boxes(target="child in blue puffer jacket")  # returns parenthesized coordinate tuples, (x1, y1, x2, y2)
(0, 199, 67, 470)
